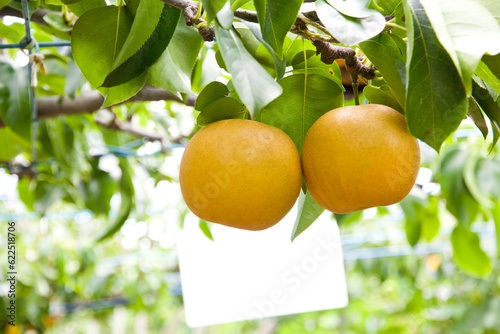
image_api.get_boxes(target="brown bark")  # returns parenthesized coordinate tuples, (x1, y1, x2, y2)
(0, 86, 195, 127)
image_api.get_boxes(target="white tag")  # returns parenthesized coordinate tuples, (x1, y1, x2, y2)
(176, 209, 348, 328)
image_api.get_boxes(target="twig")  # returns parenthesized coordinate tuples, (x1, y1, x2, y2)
(312, 39, 376, 79)
(184, 4, 214, 41)
(95, 113, 172, 153)
(296, 12, 338, 43)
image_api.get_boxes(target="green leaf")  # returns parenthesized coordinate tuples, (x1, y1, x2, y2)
(214, 22, 283, 116)
(493, 204, 500, 258)
(41, 118, 92, 185)
(237, 22, 286, 80)
(451, 224, 491, 277)
(0, 0, 10, 10)
(334, 211, 363, 225)
(44, 119, 76, 167)
(283, 36, 311, 67)
(0, 127, 29, 161)
(257, 74, 343, 153)
(72, 6, 133, 88)
(7, 0, 39, 15)
(97, 160, 135, 242)
(191, 48, 223, 91)
(476, 0, 500, 18)
(102, 3, 181, 87)
(45, 0, 65, 5)
(0, 21, 25, 44)
(404, 216, 421, 247)
(400, 194, 426, 246)
(64, 59, 83, 99)
(43, 13, 72, 32)
(61, 0, 85, 4)
(199, 220, 214, 241)
(254, 0, 303, 59)
(195, 81, 229, 111)
(475, 61, 500, 95)
(363, 84, 404, 113)
(100, 72, 147, 108)
(439, 147, 479, 225)
(147, 16, 204, 94)
(419, 0, 500, 94)
(482, 54, 500, 80)
(282, 38, 343, 86)
(327, 0, 381, 18)
(80, 159, 117, 216)
(126, 0, 141, 16)
(316, 0, 386, 46)
(421, 196, 440, 242)
(196, 97, 246, 125)
(463, 149, 495, 209)
(475, 158, 500, 200)
(467, 97, 488, 140)
(18, 177, 34, 211)
(404, 0, 467, 152)
(359, 33, 406, 109)
(34, 181, 65, 213)
(291, 190, 325, 241)
(202, 0, 228, 23)
(231, 0, 251, 10)
(0, 60, 31, 139)
(291, 49, 343, 88)
(67, 0, 106, 17)
(217, 1, 234, 29)
(472, 79, 500, 151)
(107, 0, 166, 69)
(376, 0, 403, 16)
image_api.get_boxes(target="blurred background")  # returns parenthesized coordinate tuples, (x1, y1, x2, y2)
(1, 7, 500, 334)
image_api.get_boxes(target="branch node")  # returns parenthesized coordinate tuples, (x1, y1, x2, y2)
(312, 41, 376, 80)
(183, 5, 197, 26)
(197, 24, 215, 42)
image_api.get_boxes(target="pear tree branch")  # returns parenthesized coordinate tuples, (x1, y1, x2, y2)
(0, 86, 195, 127)
(160, 0, 377, 81)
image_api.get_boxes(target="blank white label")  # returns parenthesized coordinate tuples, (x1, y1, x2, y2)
(176, 209, 348, 328)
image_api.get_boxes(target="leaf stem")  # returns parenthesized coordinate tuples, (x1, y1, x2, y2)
(385, 22, 406, 32)
(352, 83, 360, 106)
(194, 0, 202, 20)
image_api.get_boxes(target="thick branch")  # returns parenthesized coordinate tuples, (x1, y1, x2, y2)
(0, 7, 52, 26)
(311, 39, 376, 80)
(161, 0, 259, 23)
(37, 86, 194, 119)
(0, 86, 195, 127)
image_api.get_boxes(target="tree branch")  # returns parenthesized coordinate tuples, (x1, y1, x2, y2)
(37, 86, 194, 119)
(0, 86, 195, 127)
(0, 7, 52, 26)
(95, 112, 173, 153)
(160, 0, 194, 10)
(160, 0, 377, 80)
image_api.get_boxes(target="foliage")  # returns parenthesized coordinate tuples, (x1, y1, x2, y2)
(0, 0, 500, 331)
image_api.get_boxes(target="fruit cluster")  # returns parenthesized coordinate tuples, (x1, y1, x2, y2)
(180, 104, 421, 231)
